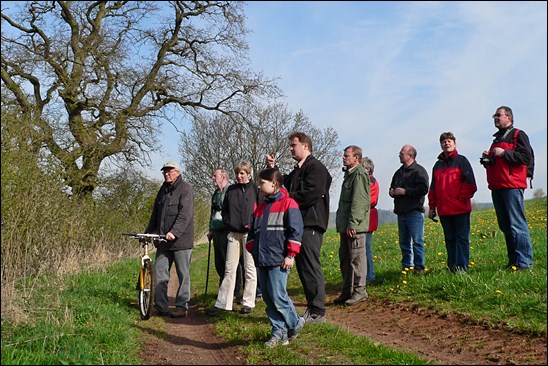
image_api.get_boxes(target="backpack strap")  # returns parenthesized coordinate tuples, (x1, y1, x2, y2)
(513, 129, 533, 189)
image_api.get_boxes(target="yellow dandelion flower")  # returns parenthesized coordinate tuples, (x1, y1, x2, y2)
(495, 290, 503, 294)
(401, 270, 407, 275)
(402, 280, 408, 285)
(511, 265, 518, 271)
(437, 252, 443, 256)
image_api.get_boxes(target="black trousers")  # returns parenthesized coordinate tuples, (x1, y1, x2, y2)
(295, 228, 326, 316)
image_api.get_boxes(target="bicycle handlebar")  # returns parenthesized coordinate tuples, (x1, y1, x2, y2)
(122, 233, 167, 242)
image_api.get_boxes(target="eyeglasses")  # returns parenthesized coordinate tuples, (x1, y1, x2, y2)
(492, 113, 507, 118)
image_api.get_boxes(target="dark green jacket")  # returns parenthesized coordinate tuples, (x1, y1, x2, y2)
(336, 164, 370, 233)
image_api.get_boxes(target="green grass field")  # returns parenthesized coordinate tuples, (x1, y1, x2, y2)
(1, 198, 546, 365)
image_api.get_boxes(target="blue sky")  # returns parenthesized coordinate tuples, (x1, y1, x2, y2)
(152, 1, 547, 211)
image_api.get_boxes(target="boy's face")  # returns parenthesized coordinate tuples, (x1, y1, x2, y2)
(235, 169, 250, 184)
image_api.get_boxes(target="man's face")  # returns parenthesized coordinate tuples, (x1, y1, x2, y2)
(289, 137, 308, 161)
(212, 170, 225, 188)
(162, 168, 180, 184)
(342, 148, 359, 169)
(493, 109, 511, 129)
(399, 147, 411, 165)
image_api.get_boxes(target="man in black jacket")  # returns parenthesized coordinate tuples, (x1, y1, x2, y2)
(266, 132, 332, 323)
(146, 161, 194, 318)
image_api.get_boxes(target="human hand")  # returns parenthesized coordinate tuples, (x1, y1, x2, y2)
(166, 232, 176, 241)
(265, 154, 276, 168)
(281, 256, 294, 269)
(393, 187, 405, 196)
(492, 147, 505, 157)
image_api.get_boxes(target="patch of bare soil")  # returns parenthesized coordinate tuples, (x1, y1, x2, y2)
(140, 269, 546, 365)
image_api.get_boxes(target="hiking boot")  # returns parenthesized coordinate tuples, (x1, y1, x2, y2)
(333, 294, 351, 305)
(288, 316, 305, 340)
(302, 309, 326, 324)
(264, 336, 289, 348)
(240, 306, 252, 314)
(345, 293, 368, 306)
(170, 308, 188, 318)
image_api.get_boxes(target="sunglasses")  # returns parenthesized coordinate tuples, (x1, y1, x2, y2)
(492, 113, 507, 118)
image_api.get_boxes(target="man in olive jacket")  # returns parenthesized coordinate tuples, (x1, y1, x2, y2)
(335, 145, 370, 306)
(146, 161, 194, 318)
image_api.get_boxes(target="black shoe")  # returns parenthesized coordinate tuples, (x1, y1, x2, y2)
(414, 266, 426, 274)
(154, 306, 170, 316)
(333, 294, 350, 305)
(240, 306, 252, 314)
(206, 306, 221, 316)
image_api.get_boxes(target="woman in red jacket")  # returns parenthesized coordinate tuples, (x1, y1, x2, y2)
(428, 132, 477, 272)
(362, 157, 379, 284)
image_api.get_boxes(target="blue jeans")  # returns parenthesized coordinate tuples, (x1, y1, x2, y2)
(257, 266, 300, 340)
(492, 189, 533, 268)
(365, 232, 376, 281)
(397, 210, 425, 269)
(439, 213, 471, 271)
(155, 247, 192, 311)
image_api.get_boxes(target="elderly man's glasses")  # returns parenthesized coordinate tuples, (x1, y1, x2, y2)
(492, 113, 507, 118)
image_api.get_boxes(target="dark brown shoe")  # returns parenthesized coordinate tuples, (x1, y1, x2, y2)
(170, 308, 188, 318)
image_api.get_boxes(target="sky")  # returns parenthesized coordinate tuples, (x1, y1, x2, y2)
(151, 1, 547, 211)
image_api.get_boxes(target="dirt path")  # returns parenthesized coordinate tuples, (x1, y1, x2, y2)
(139, 269, 546, 365)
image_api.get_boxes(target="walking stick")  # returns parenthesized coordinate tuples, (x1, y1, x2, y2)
(205, 237, 212, 296)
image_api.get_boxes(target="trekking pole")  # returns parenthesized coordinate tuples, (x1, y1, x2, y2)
(205, 237, 212, 295)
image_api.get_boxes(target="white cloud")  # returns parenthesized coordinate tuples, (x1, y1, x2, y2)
(150, 1, 546, 211)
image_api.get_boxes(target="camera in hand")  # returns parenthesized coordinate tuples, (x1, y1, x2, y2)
(479, 155, 494, 165)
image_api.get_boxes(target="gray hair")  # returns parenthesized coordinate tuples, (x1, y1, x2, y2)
(361, 156, 375, 174)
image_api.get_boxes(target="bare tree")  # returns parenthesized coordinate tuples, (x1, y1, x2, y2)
(1, 1, 279, 198)
(179, 102, 341, 197)
(533, 188, 546, 199)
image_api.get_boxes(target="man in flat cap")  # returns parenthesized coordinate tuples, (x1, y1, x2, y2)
(146, 161, 194, 318)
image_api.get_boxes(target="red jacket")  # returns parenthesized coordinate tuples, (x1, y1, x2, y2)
(367, 175, 379, 232)
(428, 149, 477, 216)
(485, 127, 532, 190)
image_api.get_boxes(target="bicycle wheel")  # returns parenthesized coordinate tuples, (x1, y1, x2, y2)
(138, 259, 155, 320)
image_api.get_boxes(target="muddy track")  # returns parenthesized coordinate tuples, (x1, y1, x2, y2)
(139, 269, 546, 365)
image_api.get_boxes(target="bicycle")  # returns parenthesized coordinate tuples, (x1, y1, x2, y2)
(122, 233, 166, 320)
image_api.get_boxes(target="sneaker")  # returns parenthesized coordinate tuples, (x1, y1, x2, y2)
(288, 316, 305, 340)
(170, 308, 188, 318)
(264, 336, 289, 348)
(333, 294, 351, 305)
(414, 266, 426, 274)
(302, 309, 326, 324)
(344, 293, 368, 306)
(240, 306, 252, 314)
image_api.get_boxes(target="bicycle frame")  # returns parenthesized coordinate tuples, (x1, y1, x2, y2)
(123, 233, 166, 319)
